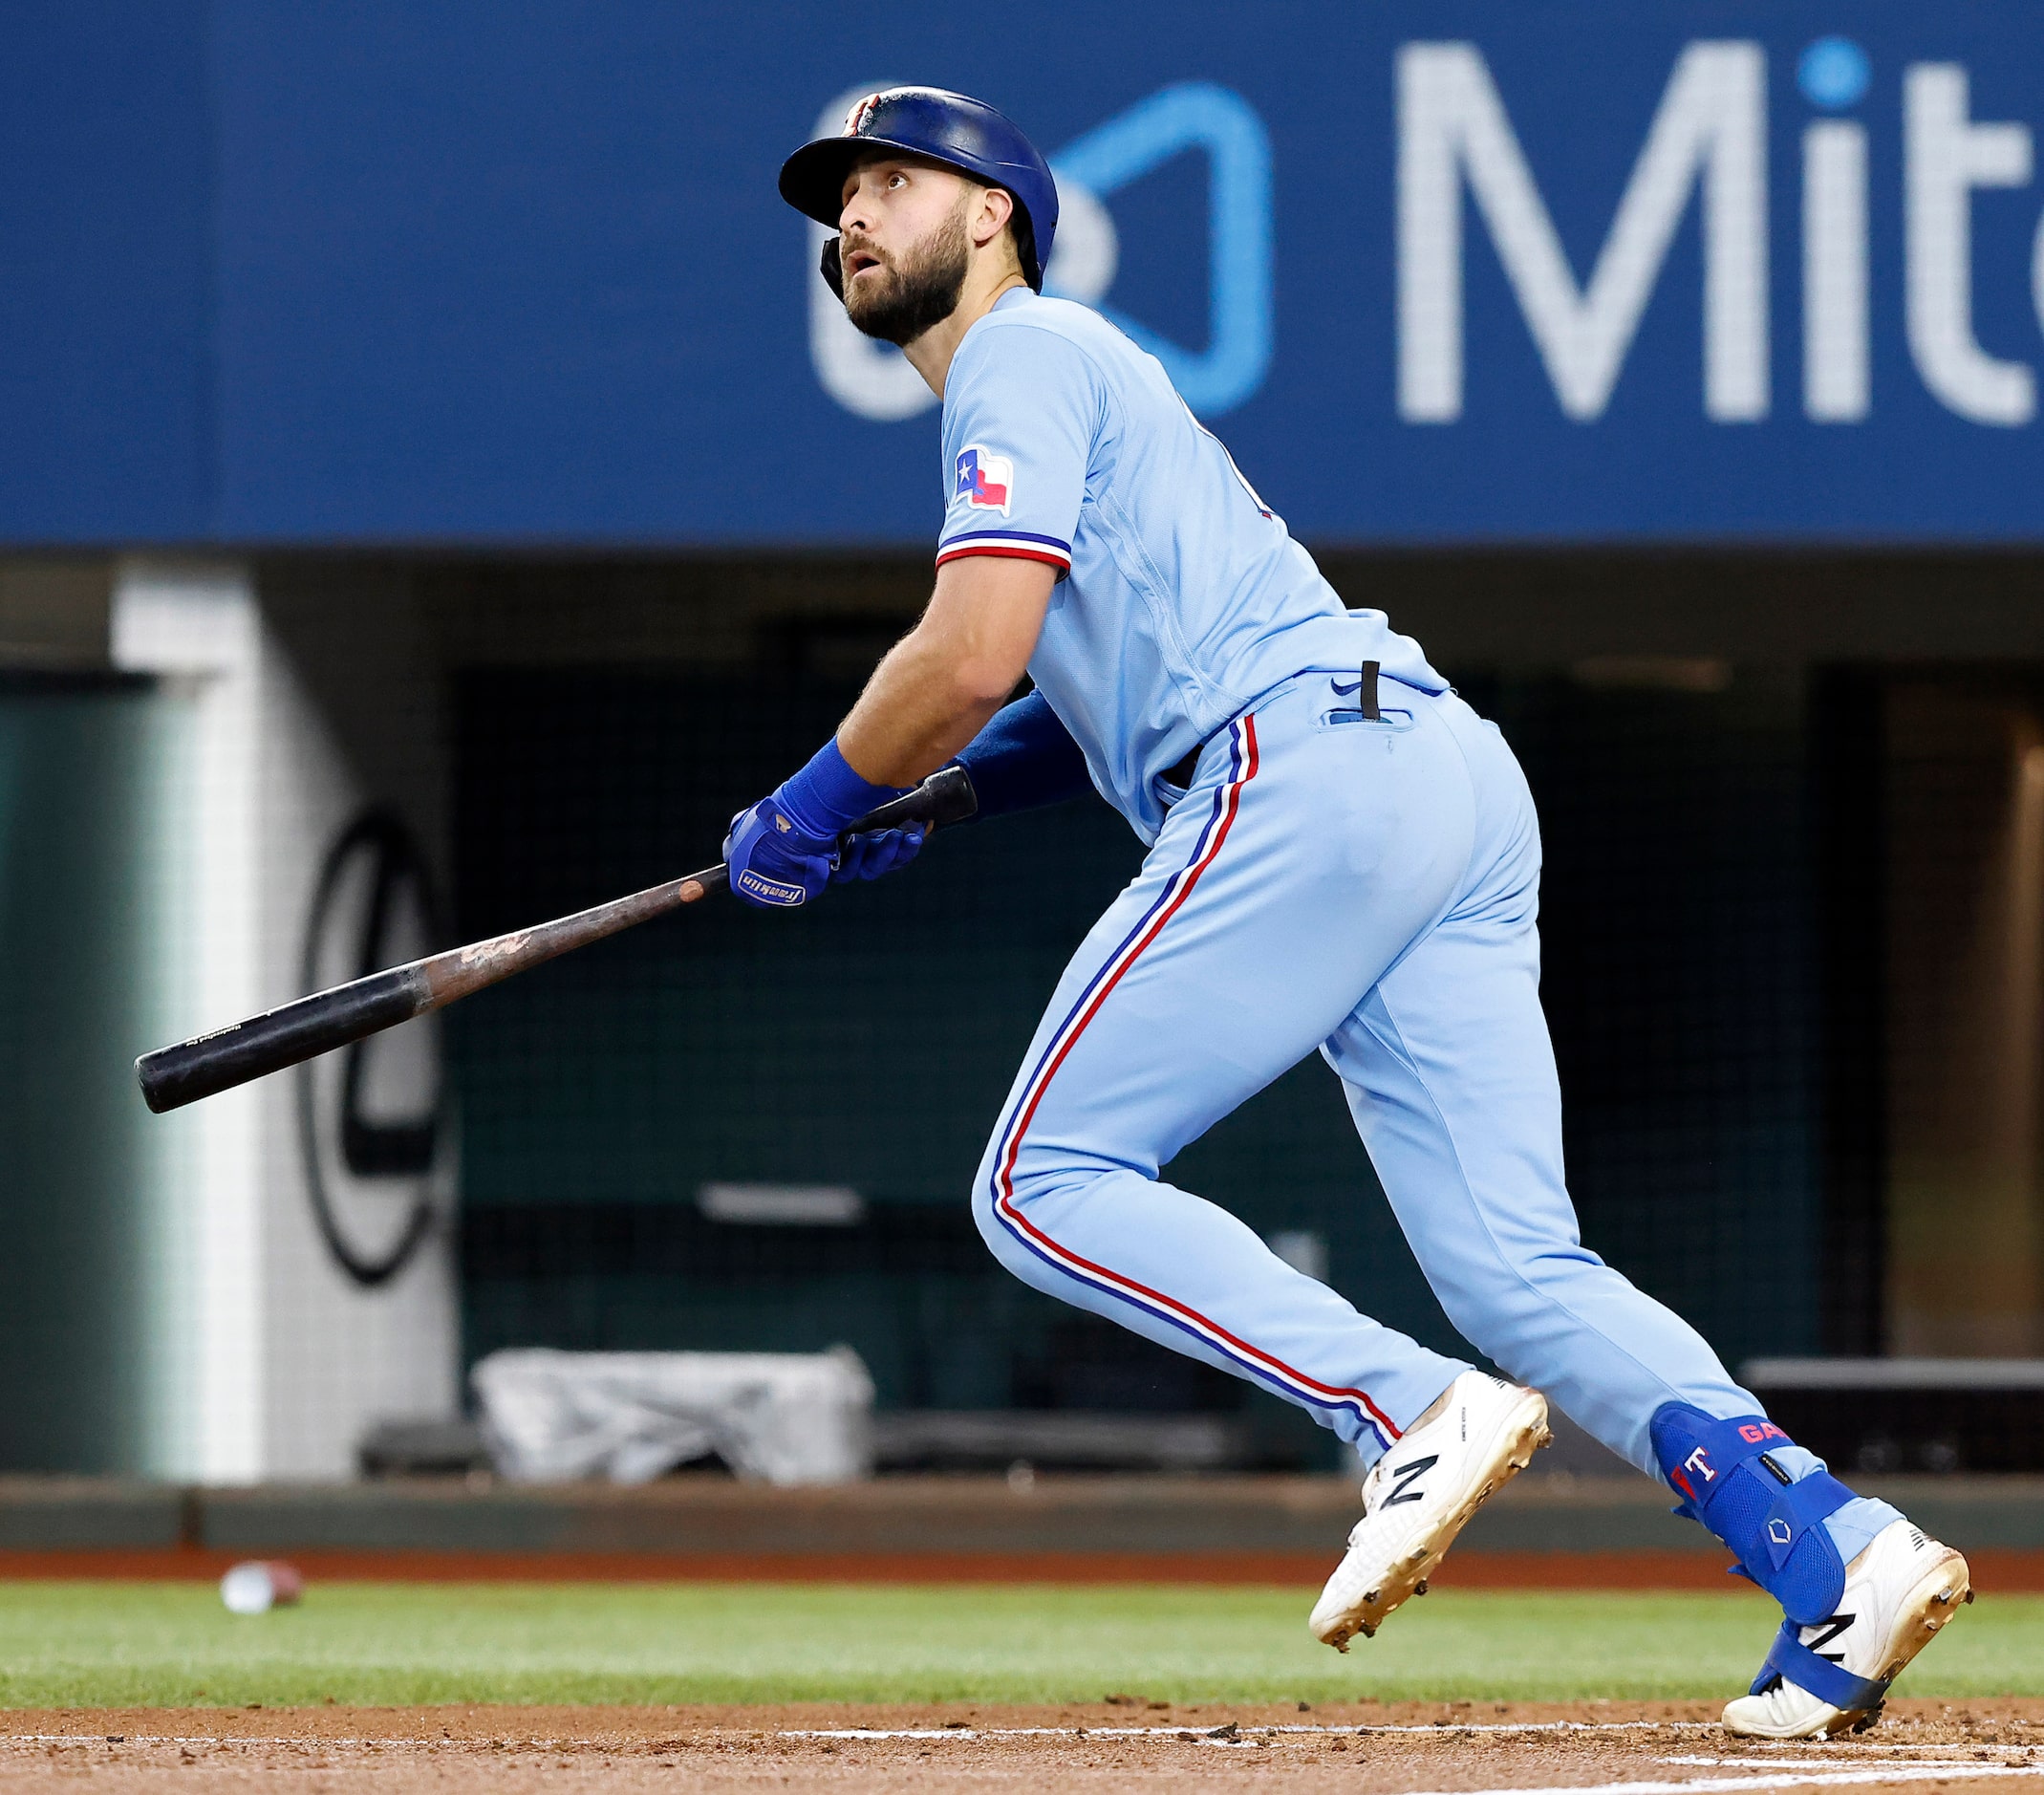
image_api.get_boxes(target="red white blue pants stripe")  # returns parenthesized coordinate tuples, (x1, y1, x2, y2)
(973, 673, 1798, 1474)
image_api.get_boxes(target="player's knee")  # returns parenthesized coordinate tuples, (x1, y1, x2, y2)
(968, 1140, 1110, 1269)
(967, 1159, 1009, 1254)
(970, 1197, 1032, 1284)
(968, 1142, 1038, 1274)
(968, 1167, 1065, 1292)
(975, 1135, 1105, 1208)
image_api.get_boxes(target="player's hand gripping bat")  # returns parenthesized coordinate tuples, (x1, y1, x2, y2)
(135, 764, 979, 1114)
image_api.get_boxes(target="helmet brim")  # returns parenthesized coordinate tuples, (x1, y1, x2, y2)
(778, 136, 974, 229)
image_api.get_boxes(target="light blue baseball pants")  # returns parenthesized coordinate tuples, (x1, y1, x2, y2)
(971, 673, 1895, 1557)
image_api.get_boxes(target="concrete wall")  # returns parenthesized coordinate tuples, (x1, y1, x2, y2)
(0, 673, 172, 1472)
(112, 560, 457, 1481)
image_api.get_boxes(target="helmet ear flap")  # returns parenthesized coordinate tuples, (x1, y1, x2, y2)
(1010, 208, 1042, 292)
(819, 234, 846, 301)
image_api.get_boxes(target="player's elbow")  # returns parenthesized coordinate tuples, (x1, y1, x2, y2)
(948, 652, 1025, 710)
(883, 623, 1019, 732)
(900, 620, 1023, 712)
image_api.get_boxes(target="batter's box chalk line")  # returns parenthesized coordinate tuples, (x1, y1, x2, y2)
(1667, 1754, 2044, 1765)
(1460, 1770, 2044, 1795)
(786, 1719, 1728, 1740)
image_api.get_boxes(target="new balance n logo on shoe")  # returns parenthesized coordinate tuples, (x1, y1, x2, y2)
(1805, 1613, 1854, 1662)
(1383, 1455, 1439, 1507)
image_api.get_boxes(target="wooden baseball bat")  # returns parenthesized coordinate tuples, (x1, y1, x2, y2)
(136, 764, 979, 1114)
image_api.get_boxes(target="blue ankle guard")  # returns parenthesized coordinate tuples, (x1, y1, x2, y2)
(1649, 1403, 1853, 1627)
(1749, 1620, 1890, 1712)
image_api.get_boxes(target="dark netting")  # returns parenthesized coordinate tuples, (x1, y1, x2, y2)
(450, 660, 1850, 1473)
(1467, 669, 1822, 1373)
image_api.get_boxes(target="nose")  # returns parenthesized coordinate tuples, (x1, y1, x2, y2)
(838, 177, 875, 236)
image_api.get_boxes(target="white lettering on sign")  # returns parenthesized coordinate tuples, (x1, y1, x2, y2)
(1398, 41, 1769, 424)
(1803, 119, 1869, 422)
(1905, 65, 2034, 425)
(1401, 40, 2044, 430)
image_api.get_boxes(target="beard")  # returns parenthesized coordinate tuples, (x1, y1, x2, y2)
(842, 203, 971, 346)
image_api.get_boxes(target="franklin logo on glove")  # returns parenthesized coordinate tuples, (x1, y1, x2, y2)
(722, 745, 926, 909)
(732, 867, 807, 907)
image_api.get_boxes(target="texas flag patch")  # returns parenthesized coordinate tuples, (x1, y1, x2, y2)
(954, 445, 1013, 515)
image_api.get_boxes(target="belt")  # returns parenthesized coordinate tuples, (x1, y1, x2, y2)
(1162, 661, 1382, 789)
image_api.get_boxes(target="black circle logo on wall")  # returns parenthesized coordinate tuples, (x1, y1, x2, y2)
(295, 809, 447, 1287)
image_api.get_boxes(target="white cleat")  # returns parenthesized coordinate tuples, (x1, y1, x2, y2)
(1721, 1520, 1972, 1740)
(1309, 1371, 1551, 1651)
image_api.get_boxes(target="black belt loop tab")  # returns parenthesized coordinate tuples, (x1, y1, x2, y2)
(1359, 660, 1381, 722)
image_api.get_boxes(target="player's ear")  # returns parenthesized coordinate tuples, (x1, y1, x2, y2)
(973, 184, 1015, 252)
(819, 234, 845, 301)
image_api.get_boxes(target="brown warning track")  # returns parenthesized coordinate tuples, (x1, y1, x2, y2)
(4, 1698, 2041, 1790)
(2, 1546, 2042, 1590)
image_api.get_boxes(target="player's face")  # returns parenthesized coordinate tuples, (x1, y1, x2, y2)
(836, 158, 976, 346)
(837, 158, 972, 287)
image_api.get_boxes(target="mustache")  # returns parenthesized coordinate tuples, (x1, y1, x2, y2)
(820, 233, 890, 301)
(839, 235, 890, 274)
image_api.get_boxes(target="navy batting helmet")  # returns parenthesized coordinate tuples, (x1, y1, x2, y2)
(780, 87, 1059, 292)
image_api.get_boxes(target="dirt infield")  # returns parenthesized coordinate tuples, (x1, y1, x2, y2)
(5, 1698, 2040, 1790)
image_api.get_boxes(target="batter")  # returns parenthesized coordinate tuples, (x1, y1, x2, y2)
(731, 86, 1971, 1738)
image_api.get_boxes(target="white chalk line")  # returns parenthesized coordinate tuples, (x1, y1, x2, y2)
(786, 1718, 1729, 1741)
(1659, 1758, 2044, 1774)
(779, 1716, 2044, 1775)
(1415, 1769, 2044, 1795)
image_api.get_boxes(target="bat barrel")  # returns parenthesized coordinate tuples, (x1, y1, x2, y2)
(132, 763, 980, 1115)
(136, 964, 432, 1114)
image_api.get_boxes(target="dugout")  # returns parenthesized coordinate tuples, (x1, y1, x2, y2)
(2, 6, 2044, 1479)
(325, 547, 2044, 1474)
(424, 547, 2044, 1469)
(11, 545, 2044, 1480)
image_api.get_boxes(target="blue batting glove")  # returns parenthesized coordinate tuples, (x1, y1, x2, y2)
(722, 797, 837, 907)
(721, 738, 909, 910)
(831, 822, 928, 883)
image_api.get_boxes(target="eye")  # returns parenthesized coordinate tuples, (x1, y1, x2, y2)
(888, 172, 907, 189)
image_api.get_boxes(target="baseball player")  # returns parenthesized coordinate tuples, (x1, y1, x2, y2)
(736, 87, 1970, 1736)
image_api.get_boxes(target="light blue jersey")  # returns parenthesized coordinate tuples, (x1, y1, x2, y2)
(936, 289, 1443, 842)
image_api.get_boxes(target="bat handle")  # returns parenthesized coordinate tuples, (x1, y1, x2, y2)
(681, 864, 730, 900)
(846, 762, 978, 835)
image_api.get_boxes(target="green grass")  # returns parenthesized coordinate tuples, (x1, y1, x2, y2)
(0, 1583, 2030, 1710)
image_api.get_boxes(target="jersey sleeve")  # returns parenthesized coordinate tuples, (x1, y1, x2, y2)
(936, 324, 1097, 574)
(952, 688, 1094, 818)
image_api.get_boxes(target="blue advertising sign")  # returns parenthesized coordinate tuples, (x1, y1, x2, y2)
(1, 3, 2041, 546)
